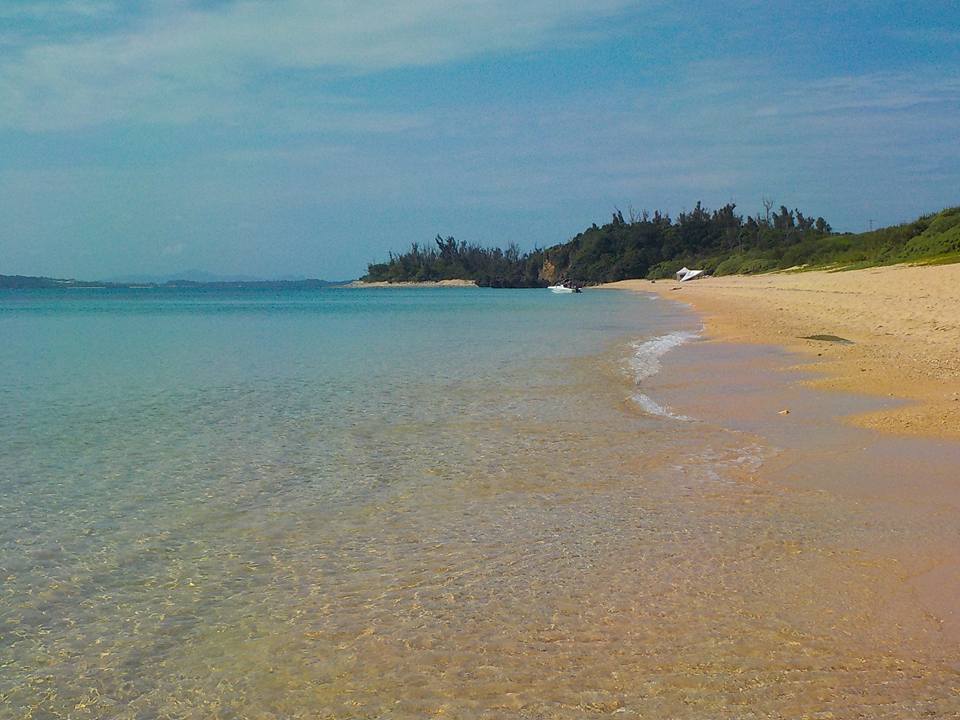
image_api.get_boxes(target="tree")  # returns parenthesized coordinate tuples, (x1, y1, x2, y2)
(762, 196, 775, 225)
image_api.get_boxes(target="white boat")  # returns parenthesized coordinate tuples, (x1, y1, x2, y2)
(548, 284, 575, 293)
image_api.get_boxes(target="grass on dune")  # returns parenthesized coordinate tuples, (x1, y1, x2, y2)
(706, 206, 960, 276)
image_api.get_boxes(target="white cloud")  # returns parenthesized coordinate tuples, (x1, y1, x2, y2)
(0, 0, 635, 130)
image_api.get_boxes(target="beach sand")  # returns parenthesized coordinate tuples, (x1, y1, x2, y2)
(602, 263, 960, 439)
(349, 279, 479, 287)
(604, 264, 960, 646)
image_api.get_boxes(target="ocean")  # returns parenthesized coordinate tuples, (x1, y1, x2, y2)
(2, 287, 957, 718)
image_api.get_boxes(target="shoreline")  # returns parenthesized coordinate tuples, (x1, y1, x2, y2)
(637, 326, 960, 644)
(629, 284, 960, 644)
(600, 264, 960, 440)
(347, 279, 479, 288)
(8, 283, 960, 714)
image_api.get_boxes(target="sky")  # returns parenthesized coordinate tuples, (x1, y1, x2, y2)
(1, 1, 959, 280)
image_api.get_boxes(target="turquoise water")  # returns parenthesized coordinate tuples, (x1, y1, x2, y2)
(5, 287, 957, 718)
(1, 287, 695, 717)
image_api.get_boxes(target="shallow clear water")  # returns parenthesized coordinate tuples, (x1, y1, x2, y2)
(2, 287, 957, 718)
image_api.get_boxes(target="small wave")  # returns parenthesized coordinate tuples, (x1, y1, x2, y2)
(628, 330, 699, 383)
(628, 330, 699, 419)
(631, 392, 690, 420)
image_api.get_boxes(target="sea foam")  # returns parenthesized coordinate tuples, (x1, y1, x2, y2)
(628, 330, 699, 419)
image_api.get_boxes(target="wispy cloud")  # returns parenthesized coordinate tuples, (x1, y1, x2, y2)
(416, 58, 960, 214)
(0, 0, 635, 130)
(775, 72, 960, 116)
(2, 1, 958, 278)
(184, 57, 959, 217)
(0, 0, 119, 20)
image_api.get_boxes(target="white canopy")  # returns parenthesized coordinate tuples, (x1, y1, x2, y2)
(676, 267, 704, 282)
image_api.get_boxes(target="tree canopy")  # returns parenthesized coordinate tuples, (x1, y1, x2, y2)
(363, 202, 960, 287)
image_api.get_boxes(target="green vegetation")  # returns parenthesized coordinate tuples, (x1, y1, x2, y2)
(641, 204, 959, 278)
(364, 203, 960, 287)
(364, 236, 547, 287)
(541, 202, 833, 282)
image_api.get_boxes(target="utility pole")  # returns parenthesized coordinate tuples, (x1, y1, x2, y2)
(868, 219, 875, 232)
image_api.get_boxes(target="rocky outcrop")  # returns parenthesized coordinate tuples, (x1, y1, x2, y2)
(538, 259, 559, 284)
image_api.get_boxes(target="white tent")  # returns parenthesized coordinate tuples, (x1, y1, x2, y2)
(675, 267, 704, 282)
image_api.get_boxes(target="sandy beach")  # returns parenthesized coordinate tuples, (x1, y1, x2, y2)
(602, 264, 960, 439)
(348, 279, 479, 288)
(606, 265, 960, 648)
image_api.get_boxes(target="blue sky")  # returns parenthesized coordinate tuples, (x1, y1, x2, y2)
(1, 1, 958, 279)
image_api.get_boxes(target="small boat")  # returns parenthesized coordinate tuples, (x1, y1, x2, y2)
(549, 278, 583, 294)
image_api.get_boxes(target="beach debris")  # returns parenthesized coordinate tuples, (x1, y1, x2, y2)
(778, 409, 791, 415)
(800, 334, 854, 344)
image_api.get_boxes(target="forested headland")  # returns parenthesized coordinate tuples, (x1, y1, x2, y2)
(362, 202, 960, 287)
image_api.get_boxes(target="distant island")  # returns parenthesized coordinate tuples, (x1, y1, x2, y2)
(362, 203, 960, 287)
(0, 276, 348, 290)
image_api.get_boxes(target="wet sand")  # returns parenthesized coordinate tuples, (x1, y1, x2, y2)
(603, 268, 960, 675)
(602, 263, 960, 439)
(642, 340, 960, 643)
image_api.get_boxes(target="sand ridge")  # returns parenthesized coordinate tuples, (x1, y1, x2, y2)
(601, 264, 960, 439)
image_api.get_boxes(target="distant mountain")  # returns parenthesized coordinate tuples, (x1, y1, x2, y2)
(1, 273, 350, 289)
(104, 270, 267, 284)
(159, 278, 348, 289)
